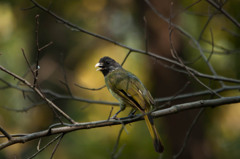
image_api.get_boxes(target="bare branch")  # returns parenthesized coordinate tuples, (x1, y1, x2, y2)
(39, 41, 53, 52)
(0, 126, 12, 140)
(121, 50, 132, 66)
(1, 75, 240, 110)
(0, 96, 240, 150)
(59, 54, 73, 96)
(50, 133, 64, 159)
(111, 125, 125, 159)
(148, 0, 222, 86)
(173, 0, 202, 18)
(173, 108, 205, 159)
(168, 22, 221, 98)
(34, 14, 40, 87)
(27, 134, 64, 159)
(206, 0, 240, 29)
(74, 83, 106, 91)
(0, 2, 239, 156)
(0, 65, 76, 124)
(29, 0, 240, 84)
(21, 48, 35, 78)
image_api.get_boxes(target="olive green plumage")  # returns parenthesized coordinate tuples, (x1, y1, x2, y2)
(95, 56, 164, 153)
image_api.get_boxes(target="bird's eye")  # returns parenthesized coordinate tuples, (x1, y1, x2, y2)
(105, 61, 110, 65)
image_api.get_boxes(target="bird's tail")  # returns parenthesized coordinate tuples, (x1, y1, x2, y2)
(144, 114, 164, 153)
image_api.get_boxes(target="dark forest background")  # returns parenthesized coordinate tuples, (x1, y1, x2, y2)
(0, 0, 240, 158)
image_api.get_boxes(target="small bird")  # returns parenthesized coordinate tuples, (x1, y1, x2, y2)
(95, 56, 164, 153)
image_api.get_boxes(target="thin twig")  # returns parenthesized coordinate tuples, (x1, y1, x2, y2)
(59, 53, 72, 96)
(0, 65, 76, 124)
(74, 83, 106, 91)
(34, 14, 40, 87)
(221, 27, 240, 38)
(173, 0, 202, 18)
(144, 16, 148, 54)
(158, 81, 191, 108)
(145, 0, 231, 86)
(111, 125, 125, 159)
(168, 15, 221, 98)
(1, 76, 240, 110)
(198, 14, 215, 41)
(59, 80, 72, 97)
(29, 0, 240, 84)
(0, 126, 12, 140)
(173, 108, 205, 159)
(21, 48, 35, 78)
(50, 133, 65, 159)
(108, 107, 114, 120)
(1, 96, 240, 150)
(21, 5, 36, 10)
(207, 28, 214, 62)
(121, 50, 132, 66)
(27, 134, 64, 159)
(39, 41, 53, 52)
(206, 0, 240, 29)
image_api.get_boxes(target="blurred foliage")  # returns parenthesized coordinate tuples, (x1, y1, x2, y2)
(0, 0, 240, 159)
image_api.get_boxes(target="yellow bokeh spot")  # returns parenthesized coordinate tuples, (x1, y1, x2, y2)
(75, 44, 126, 91)
(218, 102, 240, 139)
(82, 0, 107, 12)
(0, 3, 14, 40)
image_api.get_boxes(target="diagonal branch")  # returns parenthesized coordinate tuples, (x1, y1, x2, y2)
(0, 65, 76, 124)
(206, 0, 240, 29)
(27, 134, 63, 159)
(29, 0, 240, 84)
(1, 96, 240, 150)
(0, 126, 12, 140)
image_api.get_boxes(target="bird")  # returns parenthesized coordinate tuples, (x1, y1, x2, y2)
(95, 56, 164, 153)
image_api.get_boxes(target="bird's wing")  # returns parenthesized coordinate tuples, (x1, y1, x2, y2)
(110, 71, 154, 111)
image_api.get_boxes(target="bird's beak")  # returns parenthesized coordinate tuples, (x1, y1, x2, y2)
(95, 62, 103, 71)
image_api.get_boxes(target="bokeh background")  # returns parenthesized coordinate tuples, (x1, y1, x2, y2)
(0, 0, 240, 158)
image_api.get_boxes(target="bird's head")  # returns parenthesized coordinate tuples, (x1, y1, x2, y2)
(95, 56, 121, 76)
